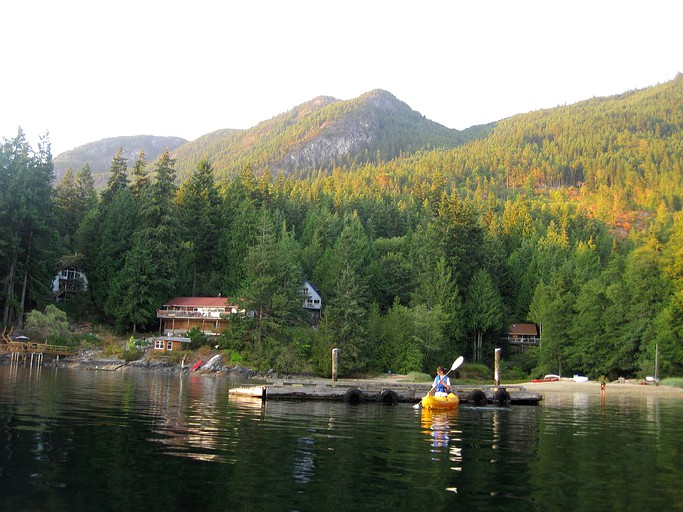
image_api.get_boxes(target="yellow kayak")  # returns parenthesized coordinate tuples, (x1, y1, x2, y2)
(420, 392, 459, 409)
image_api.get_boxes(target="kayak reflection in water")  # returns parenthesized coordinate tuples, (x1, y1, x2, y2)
(421, 408, 457, 451)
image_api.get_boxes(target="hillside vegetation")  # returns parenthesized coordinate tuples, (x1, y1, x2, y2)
(53, 90, 492, 184)
(170, 90, 492, 180)
(2, 74, 683, 381)
(53, 135, 187, 185)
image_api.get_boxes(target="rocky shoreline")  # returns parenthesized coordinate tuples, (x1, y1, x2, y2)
(2, 349, 263, 379)
(4, 351, 683, 398)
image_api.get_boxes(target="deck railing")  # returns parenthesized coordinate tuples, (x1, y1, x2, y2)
(156, 310, 232, 319)
(501, 335, 541, 346)
(0, 341, 77, 356)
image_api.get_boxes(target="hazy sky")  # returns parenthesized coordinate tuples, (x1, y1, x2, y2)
(2, 0, 681, 156)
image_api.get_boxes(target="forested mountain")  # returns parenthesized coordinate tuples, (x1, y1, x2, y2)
(170, 90, 491, 180)
(331, 74, 683, 237)
(52, 90, 492, 185)
(53, 135, 187, 185)
(3, 75, 683, 382)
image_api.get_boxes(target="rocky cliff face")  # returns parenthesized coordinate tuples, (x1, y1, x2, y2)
(276, 89, 459, 172)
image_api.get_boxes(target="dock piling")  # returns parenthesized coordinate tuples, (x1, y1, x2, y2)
(331, 348, 339, 383)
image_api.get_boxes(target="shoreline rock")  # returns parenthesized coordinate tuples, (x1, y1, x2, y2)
(1, 350, 262, 379)
(3, 352, 682, 396)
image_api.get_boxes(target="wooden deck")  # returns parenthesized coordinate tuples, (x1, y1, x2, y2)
(2, 325, 76, 357)
(1, 340, 77, 357)
(229, 379, 543, 405)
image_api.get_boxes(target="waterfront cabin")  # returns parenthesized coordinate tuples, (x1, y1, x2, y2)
(157, 297, 243, 336)
(152, 335, 191, 352)
(503, 323, 541, 350)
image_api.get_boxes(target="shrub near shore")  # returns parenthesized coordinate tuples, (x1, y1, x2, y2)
(660, 378, 683, 388)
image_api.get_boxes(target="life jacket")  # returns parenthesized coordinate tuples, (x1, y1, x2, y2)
(434, 375, 449, 393)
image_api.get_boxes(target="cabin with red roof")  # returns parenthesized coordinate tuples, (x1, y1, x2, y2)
(503, 323, 541, 349)
(156, 297, 244, 336)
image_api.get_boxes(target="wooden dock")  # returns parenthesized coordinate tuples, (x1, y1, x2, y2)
(229, 379, 543, 406)
(0, 341, 77, 357)
(1, 327, 77, 359)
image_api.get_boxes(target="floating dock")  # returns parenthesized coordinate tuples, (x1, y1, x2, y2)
(229, 379, 543, 406)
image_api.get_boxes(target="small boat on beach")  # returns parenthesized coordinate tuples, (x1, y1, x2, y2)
(420, 392, 459, 409)
(532, 374, 560, 383)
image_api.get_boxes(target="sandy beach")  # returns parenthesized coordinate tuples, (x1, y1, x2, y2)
(520, 378, 683, 398)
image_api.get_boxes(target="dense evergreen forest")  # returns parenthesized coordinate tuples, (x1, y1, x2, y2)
(2, 75, 683, 379)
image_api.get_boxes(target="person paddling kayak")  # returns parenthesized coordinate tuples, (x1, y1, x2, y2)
(431, 366, 452, 396)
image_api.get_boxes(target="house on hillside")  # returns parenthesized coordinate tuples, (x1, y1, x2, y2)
(156, 297, 244, 336)
(50, 266, 88, 302)
(303, 281, 322, 325)
(503, 323, 541, 351)
(158, 285, 323, 335)
(152, 335, 191, 352)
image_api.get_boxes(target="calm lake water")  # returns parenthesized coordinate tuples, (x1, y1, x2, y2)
(1, 364, 682, 512)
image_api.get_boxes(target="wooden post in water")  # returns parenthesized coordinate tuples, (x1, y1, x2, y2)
(331, 348, 339, 383)
(494, 348, 501, 387)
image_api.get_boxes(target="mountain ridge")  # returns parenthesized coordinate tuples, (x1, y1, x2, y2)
(52, 89, 489, 183)
(50, 76, 682, 190)
(53, 135, 188, 183)
(168, 88, 482, 180)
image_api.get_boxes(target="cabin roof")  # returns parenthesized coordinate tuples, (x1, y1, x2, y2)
(304, 281, 320, 293)
(164, 297, 233, 308)
(154, 336, 191, 343)
(508, 323, 538, 336)
(304, 281, 322, 301)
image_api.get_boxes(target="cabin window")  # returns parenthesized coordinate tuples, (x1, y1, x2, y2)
(154, 340, 165, 350)
(166, 341, 173, 351)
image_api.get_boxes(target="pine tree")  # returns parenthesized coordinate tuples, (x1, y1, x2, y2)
(176, 159, 220, 295)
(55, 165, 98, 255)
(0, 130, 57, 327)
(319, 262, 368, 374)
(54, 168, 80, 252)
(432, 191, 486, 291)
(90, 188, 138, 310)
(241, 210, 304, 355)
(105, 237, 158, 332)
(216, 178, 259, 293)
(465, 269, 504, 363)
(528, 264, 574, 376)
(408, 223, 465, 367)
(130, 150, 149, 198)
(100, 148, 129, 204)
(75, 164, 97, 214)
